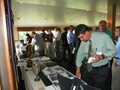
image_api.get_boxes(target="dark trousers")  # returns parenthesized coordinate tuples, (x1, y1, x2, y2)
(39, 49, 45, 56)
(54, 41, 61, 61)
(103, 59, 113, 90)
(68, 44, 75, 67)
(82, 64, 109, 90)
(62, 44, 69, 60)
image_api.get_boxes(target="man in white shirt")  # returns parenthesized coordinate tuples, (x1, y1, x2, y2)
(19, 40, 27, 58)
(53, 27, 62, 62)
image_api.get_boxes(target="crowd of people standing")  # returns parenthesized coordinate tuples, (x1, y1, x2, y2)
(17, 20, 120, 90)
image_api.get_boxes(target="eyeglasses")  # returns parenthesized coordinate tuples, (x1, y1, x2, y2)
(77, 34, 85, 39)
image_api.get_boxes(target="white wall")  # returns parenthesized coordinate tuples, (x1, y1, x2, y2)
(12, 1, 108, 27)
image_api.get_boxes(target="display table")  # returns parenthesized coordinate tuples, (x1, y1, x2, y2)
(17, 56, 76, 90)
(45, 85, 55, 90)
(20, 63, 56, 90)
(17, 56, 101, 90)
(17, 56, 56, 90)
(24, 69, 45, 90)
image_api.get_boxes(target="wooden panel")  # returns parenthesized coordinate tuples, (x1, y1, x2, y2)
(17, 27, 56, 31)
(107, 1, 116, 40)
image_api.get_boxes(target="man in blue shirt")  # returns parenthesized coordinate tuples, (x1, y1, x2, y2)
(112, 26, 120, 90)
(61, 27, 69, 60)
(67, 25, 76, 67)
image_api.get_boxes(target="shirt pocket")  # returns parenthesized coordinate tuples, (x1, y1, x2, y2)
(83, 45, 89, 58)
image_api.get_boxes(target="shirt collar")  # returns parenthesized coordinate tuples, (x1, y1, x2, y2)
(90, 31, 94, 41)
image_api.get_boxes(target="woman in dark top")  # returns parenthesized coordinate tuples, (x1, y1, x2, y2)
(26, 33, 32, 45)
(46, 30, 55, 60)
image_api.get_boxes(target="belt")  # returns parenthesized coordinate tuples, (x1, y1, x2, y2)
(114, 57, 120, 59)
(93, 63, 108, 68)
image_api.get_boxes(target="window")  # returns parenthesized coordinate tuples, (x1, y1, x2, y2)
(19, 31, 43, 42)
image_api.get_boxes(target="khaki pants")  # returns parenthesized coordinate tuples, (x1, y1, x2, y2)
(46, 42, 55, 59)
(112, 58, 120, 90)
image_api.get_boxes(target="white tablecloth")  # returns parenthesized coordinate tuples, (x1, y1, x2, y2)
(17, 56, 56, 90)
(23, 67, 46, 90)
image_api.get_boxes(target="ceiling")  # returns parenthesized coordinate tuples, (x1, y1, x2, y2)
(14, 0, 108, 13)
(12, 0, 120, 27)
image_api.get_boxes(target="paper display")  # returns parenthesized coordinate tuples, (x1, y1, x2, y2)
(96, 52, 102, 55)
(87, 57, 95, 63)
(87, 52, 102, 63)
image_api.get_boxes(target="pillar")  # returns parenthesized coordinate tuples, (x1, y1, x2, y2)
(107, 0, 116, 39)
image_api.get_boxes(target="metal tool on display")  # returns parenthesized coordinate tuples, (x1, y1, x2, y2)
(26, 44, 33, 68)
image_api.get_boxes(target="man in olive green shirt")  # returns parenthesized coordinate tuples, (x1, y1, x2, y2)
(75, 24, 117, 90)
